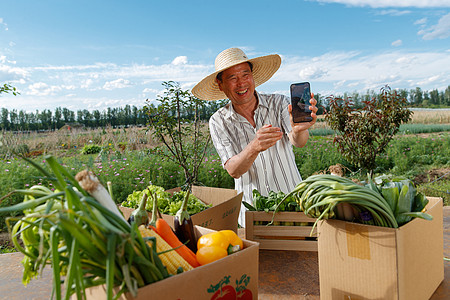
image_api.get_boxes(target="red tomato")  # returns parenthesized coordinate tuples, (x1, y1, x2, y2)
(236, 289, 253, 300)
(210, 285, 236, 300)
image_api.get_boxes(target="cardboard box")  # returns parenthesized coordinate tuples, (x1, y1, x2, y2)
(318, 197, 444, 300)
(83, 226, 259, 300)
(245, 211, 318, 251)
(120, 186, 242, 233)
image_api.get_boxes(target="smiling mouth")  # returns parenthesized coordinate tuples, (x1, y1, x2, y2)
(236, 89, 248, 95)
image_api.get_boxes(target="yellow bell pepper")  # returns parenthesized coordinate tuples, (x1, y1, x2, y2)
(196, 230, 243, 265)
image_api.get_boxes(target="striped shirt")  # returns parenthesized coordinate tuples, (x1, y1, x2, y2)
(209, 92, 302, 226)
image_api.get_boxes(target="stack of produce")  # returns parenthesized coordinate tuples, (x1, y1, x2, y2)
(121, 185, 211, 216)
(0, 156, 175, 299)
(0, 155, 245, 299)
(136, 186, 244, 267)
(243, 190, 299, 212)
(277, 174, 433, 233)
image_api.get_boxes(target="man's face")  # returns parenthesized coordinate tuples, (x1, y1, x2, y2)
(217, 62, 256, 106)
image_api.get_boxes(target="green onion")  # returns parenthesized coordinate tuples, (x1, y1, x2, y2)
(0, 155, 170, 299)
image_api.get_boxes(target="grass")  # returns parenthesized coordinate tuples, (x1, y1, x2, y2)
(0, 113, 449, 233)
(0, 245, 16, 254)
(408, 109, 450, 124)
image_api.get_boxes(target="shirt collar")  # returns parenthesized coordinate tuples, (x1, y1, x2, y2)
(223, 91, 268, 121)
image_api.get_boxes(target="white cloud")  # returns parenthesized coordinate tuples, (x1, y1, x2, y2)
(81, 79, 94, 89)
(395, 55, 416, 64)
(0, 18, 8, 31)
(391, 39, 403, 46)
(34, 62, 115, 71)
(2, 48, 449, 112)
(26, 82, 61, 96)
(378, 9, 411, 16)
(298, 66, 328, 79)
(171, 56, 188, 65)
(315, 0, 450, 8)
(142, 87, 158, 93)
(274, 50, 450, 96)
(103, 78, 133, 90)
(418, 12, 450, 40)
(0, 63, 29, 81)
(414, 18, 427, 25)
(417, 75, 440, 85)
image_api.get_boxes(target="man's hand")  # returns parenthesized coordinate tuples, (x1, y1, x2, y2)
(224, 124, 283, 179)
(250, 124, 283, 152)
(288, 93, 319, 148)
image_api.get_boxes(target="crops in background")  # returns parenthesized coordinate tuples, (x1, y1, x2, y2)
(0, 110, 449, 234)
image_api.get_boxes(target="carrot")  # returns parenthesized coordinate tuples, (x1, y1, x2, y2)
(155, 218, 200, 267)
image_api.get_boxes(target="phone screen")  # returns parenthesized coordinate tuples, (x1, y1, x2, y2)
(290, 82, 312, 123)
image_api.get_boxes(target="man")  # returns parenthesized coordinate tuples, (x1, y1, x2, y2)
(192, 47, 318, 226)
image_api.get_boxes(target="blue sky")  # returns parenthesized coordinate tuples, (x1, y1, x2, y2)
(1, 0, 449, 112)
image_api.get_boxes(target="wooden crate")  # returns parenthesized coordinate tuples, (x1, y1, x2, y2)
(245, 211, 318, 251)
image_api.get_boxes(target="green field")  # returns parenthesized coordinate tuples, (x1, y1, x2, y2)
(0, 112, 449, 239)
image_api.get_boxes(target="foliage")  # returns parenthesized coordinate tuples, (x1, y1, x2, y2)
(399, 123, 450, 134)
(121, 185, 211, 216)
(0, 83, 19, 96)
(0, 84, 448, 132)
(294, 136, 350, 177)
(1, 134, 449, 232)
(418, 180, 450, 206)
(383, 134, 450, 177)
(80, 144, 102, 154)
(325, 86, 412, 174)
(0, 245, 16, 254)
(144, 81, 211, 188)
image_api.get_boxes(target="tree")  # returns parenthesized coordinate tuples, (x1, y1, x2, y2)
(39, 109, 52, 130)
(62, 107, 75, 123)
(1, 108, 9, 130)
(0, 83, 19, 96)
(445, 85, 450, 106)
(92, 109, 101, 127)
(0, 83, 19, 130)
(429, 89, 439, 106)
(144, 81, 211, 187)
(9, 109, 18, 131)
(54, 107, 63, 129)
(325, 86, 412, 174)
(413, 87, 423, 106)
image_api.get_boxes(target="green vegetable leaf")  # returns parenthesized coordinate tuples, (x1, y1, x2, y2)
(397, 211, 433, 221)
(242, 201, 256, 211)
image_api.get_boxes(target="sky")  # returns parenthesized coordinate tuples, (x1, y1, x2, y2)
(0, 0, 449, 112)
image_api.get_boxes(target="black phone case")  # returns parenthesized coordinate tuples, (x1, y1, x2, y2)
(290, 82, 312, 123)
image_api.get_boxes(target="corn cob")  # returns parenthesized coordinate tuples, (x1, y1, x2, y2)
(139, 225, 193, 275)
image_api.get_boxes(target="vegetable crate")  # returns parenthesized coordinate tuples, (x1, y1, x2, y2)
(82, 226, 259, 300)
(318, 197, 444, 300)
(245, 211, 318, 251)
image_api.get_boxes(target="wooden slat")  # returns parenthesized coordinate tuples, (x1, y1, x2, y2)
(245, 211, 318, 251)
(255, 239, 319, 251)
(250, 211, 316, 222)
(253, 225, 317, 237)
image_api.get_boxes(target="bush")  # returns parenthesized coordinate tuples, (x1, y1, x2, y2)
(81, 144, 102, 154)
(325, 86, 412, 173)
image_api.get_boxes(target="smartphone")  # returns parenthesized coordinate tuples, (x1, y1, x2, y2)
(290, 82, 313, 123)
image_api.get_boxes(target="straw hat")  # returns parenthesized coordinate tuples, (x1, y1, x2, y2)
(192, 47, 281, 101)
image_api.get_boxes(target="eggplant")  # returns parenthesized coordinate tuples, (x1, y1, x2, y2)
(128, 193, 149, 226)
(174, 189, 197, 253)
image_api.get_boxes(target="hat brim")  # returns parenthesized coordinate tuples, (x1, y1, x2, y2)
(192, 54, 281, 101)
